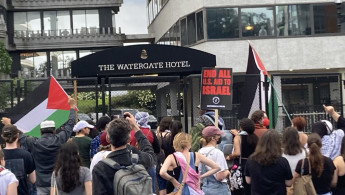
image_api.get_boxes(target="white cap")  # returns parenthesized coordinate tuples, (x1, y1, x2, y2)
(40, 120, 55, 129)
(73, 120, 94, 132)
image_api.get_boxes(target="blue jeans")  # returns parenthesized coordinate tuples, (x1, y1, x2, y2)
(148, 166, 156, 193)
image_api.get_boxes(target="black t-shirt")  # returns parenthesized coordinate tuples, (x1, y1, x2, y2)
(245, 156, 293, 195)
(3, 148, 36, 195)
(295, 156, 335, 194)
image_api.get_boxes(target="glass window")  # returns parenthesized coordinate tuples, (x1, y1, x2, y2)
(180, 18, 187, 46)
(73, 10, 87, 34)
(44, 11, 71, 36)
(276, 5, 311, 36)
(14, 12, 27, 36)
(241, 7, 274, 37)
(86, 10, 99, 34)
(57, 11, 71, 35)
(27, 12, 41, 34)
(196, 11, 204, 41)
(313, 4, 338, 34)
(14, 12, 41, 37)
(169, 26, 176, 45)
(79, 50, 97, 58)
(175, 21, 181, 46)
(20, 52, 47, 78)
(50, 51, 76, 76)
(207, 8, 239, 39)
(187, 13, 196, 45)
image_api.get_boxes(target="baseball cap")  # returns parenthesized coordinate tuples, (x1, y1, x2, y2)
(202, 126, 225, 137)
(40, 121, 55, 129)
(73, 120, 94, 132)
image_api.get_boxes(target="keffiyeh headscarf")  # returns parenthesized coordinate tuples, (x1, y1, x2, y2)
(135, 112, 151, 129)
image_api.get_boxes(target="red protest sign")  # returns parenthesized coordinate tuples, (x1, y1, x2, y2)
(200, 68, 233, 110)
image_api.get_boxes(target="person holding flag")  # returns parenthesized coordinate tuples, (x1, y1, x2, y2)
(1, 97, 77, 195)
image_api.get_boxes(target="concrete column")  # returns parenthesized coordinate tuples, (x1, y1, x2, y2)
(169, 83, 178, 116)
(156, 89, 167, 118)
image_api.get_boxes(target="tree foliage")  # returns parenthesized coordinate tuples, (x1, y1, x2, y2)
(112, 90, 156, 114)
(0, 41, 12, 74)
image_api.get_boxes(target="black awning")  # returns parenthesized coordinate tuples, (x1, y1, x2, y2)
(71, 44, 216, 77)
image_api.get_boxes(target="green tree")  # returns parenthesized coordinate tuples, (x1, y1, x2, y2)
(0, 41, 12, 74)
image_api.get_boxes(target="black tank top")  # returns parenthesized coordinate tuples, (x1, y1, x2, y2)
(241, 135, 257, 158)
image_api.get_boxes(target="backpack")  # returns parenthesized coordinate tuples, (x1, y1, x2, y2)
(190, 123, 205, 152)
(102, 153, 153, 195)
(202, 115, 233, 155)
(293, 158, 316, 195)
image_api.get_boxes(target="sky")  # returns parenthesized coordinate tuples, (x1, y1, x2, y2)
(116, 0, 148, 34)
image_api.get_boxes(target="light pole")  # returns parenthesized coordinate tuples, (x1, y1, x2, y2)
(335, 0, 345, 31)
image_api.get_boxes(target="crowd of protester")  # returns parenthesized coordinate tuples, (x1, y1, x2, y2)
(1, 99, 345, 195)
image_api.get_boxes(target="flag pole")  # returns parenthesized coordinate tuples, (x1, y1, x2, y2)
(267, 78, 292, 123)
(214, 109, 219, 128)
(73, 78, 78, 122)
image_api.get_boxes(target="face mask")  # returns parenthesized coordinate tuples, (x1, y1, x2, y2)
(262, 118, 270, 127)
(216, 136, 222, 145)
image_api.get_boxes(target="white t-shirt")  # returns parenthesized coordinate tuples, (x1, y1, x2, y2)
(90, 150, 112, 176)
(198, 146, 228, 182)
(0, 167, 18, 195)
(282, 149, 306, 174)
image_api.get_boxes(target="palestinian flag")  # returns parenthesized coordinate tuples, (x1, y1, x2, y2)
(6, 76, 71, 137)
(238, 44, 278, 127)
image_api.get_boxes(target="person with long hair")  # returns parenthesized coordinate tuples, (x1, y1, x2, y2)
(227, 118, 258, 195)
(156, 116, 173, 195)
(245, 130, 292, 194)
(333, 136, 345, 194)
(282, 127, 307, 175)
(294, 133, 337, 195)
(160, 132, 220, 195)
(291, 116, 308, 148)
(163, 120, 183, 193)
(50, 142, 92, 195)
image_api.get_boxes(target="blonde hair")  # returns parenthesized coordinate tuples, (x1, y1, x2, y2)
(173, 132, 192, 152)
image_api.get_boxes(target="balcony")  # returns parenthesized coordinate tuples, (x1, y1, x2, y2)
(12, 27, 125, 50)
(8, 0, 122, 10)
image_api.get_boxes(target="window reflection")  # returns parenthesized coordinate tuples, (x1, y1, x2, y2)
(73, 10, 99, 35)
(14, 12, 41, 37)
(314, 4, 338, 34)
(187, 13, 196, 45)
(180, 18, 187, 46)
(276, 5, 311, 36)
(196, 11, 204, 41)
(43, 11, 71, 36)
(241, 7, 274, 37)
(20, 52, 47, 78)
(207, 8, 239, 39)
(50, 51, 76, 77)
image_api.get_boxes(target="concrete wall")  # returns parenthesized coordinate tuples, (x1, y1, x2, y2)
(190, 36, 345, 73)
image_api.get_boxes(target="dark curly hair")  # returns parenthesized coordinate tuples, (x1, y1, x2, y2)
(53, 142, 82, 192)
(250, 110, 266, 124)
(239, 118, 258, 146)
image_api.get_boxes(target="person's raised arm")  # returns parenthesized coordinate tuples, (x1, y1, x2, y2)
(125, 112, 155, 170)
(56, 97, 77, 144)
(324, 105, 340, 122)
(226, 130, 240, 160)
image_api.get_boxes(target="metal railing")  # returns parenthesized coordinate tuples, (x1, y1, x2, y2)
(14, 27, 121, 38)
